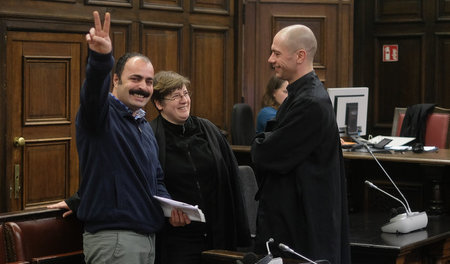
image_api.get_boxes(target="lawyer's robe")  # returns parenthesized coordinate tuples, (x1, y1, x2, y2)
(251, 71, 350, 264)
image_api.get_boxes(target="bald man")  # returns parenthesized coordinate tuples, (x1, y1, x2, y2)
(251, 25, 351, 263)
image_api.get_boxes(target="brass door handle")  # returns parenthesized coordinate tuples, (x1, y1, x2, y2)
(14, 137, 26, 147)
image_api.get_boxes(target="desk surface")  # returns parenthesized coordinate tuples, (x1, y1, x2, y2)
(230, 145, 450, 166)
(343, 148, 450, 165)
(349, 212, 450, 251)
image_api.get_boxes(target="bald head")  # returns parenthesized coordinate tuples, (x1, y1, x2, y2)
(276, 25, 317, 62)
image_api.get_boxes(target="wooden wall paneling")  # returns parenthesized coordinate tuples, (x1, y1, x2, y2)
(46, 0, 76, 2)
(141, 0, 183, 11)
(110, 21, 132, 63)
(190, 24, 232, 130)
(141, 22, 183, 74)
(23, 56, 71, 125)
(437, 0, 450, 21)
(191, 0, 230, 15)
(337, 2, 354, 86)
(355, 0, 450, 135)
(84, 0, 132, 8)
(373, 34, 425, 129)
(23, 141, 69, 208)
(21, 54, 72, 209)
(375, 0, 423, 23)
(242, 1, 256, 106)
(0, 20, 8, 212)
(434, 33, 450, 108)
(140, 21, 184, 119)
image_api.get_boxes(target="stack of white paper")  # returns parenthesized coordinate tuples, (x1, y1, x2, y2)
(368, 135, 415, 147)
(153, 195, 206, 222)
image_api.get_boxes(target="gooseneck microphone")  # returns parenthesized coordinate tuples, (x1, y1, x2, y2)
(365, 180, 409, 214)
(255, 238, 274, 264)
(363, 144, 412, 213)
(363, 144, 428, 233)
(266, 238, 274, 255)
(278, 243, 319, 264)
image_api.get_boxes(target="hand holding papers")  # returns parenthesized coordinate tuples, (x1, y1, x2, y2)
(154, 195, 205, 222)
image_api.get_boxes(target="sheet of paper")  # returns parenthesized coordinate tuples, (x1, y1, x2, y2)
(153, 195, 205, 222)
(368, 135, 415, 147)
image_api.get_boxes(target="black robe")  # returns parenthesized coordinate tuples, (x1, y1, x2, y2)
(151, 115, 250, 251)
(251, 71, 351, 263)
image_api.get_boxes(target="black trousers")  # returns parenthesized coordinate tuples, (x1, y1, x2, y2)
(155, 230, 210, 264)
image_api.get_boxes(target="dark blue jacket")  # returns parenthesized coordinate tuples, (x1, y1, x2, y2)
(76, 50, 170, 234)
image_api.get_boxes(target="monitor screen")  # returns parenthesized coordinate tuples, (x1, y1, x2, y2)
(327, 87, 369, 137)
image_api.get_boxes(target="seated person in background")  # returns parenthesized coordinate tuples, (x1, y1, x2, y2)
(256, 76, 288, 133)
(150, 71, 250, 264)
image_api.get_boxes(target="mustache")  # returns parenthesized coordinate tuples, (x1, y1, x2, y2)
(129, 89, 150, 97)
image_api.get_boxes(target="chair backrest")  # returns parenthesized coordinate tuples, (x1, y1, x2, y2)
(392, 107, 450, 148)
(231, 103, 255, 145)
(237, 165, 259, 237)
(4, 216, 83, 262)
(0, 224, 7, 264)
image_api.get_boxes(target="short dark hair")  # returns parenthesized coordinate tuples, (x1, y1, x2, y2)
(114, 52, 151, 81)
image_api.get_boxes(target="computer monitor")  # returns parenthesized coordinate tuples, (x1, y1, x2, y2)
(327, 87, 369, 137)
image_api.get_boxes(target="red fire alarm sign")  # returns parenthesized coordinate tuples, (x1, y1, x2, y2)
(383, 45, 399, 62)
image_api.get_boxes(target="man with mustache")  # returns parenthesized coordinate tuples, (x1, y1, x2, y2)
(51, 11, 188, 264)
(251, 24, 350, 263)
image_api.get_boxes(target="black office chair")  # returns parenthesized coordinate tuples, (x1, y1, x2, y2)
(237, 165, 259, 239)
(231, 103, 255, 145)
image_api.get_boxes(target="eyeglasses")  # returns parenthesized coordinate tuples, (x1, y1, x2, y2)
(164, 90, 191, 101)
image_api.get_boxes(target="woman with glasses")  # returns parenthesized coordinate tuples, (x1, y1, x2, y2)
(150, 71, 250, 264)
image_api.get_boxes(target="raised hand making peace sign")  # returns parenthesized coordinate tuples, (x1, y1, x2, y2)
(86, 11, 111, 54)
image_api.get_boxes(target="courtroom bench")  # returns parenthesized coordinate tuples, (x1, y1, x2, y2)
(0, 209, 84, 264)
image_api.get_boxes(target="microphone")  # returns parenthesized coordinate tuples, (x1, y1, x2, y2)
(255, 238, 274, 264)
(266, 238, 273, 255)
(278, 243, 319, 264)
(363, 144, 428, 233)
(365, 180, 409, 214)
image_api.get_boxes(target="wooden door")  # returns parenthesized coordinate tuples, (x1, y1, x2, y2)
(5, 31, 85, 212)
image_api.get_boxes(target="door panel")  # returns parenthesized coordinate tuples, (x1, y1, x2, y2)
(6, 31, 85, 212)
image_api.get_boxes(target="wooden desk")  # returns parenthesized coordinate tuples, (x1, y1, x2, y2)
(231, 145, 450, 166)
(231, 145, 450, 214)
(349, 212, 450, 263)
(342, 149, 450, 215)
(229, 146, 450, 262)
(201, 213, 450, 264)
(343, 148, 450, 166)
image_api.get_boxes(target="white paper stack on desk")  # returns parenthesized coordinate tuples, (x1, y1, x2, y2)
(368, 136, 438, 152)
(368, 135, 415, 147)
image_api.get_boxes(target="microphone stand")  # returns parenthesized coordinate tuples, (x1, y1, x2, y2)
(363, 144, 428, 233)
(278, 243, 319, 264)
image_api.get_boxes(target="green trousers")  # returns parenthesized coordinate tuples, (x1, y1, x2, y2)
(83, 230, 156, 264)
